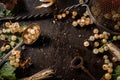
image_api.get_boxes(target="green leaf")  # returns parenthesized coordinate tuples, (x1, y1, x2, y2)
(5, 9, 12, 16)
(112, 65, 120, 80)
(0, 51, 3, 57)
(115, 65, 120, 74)
(0, 10, 4, 17)
(0, 62, 16, 80)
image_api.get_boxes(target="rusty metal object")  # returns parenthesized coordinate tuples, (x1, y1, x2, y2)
(71, 56, 96, 80)
(0, 23, 41, 67)
(0, 13, 52, 21)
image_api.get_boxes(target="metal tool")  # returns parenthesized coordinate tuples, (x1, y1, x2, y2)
(0, 23, 41, 67)
(0, 13, 52, 21)
(78, 0, 120, 61)
(0, 2, 84, 21)
(0, 2, 85, 67)
(71, 56, 96, 80)
(80, 0, 120, 34)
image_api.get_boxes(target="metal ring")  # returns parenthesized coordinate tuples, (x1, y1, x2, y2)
(70, 56, 83, 69)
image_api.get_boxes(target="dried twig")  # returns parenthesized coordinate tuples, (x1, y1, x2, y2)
(107, 42, 120, 61)
(21, 69, 54, 80)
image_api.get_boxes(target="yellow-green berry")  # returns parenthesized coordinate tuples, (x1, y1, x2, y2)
(78, 19, 85, 27)
(102, 64, 108, 70)
(6, 29, 11, 33)
(99, 34, 105, 39)
(65, 11, 69, 15)
(98, 47, 104, 53)
(104, 73, 112, 80)
(113, 36, 117, 41)
(61, 13, 66, 18)
(11, 35, 17, 41)
(104, 59, 110, 64)
(2, 29, 7, 33)
(15, 59, 20, 63)
(117, 35, 120, 40)
(16, 53, 21, 59)
(57, 14, 62, 19)
(10, 41, 15, 47)
(108, 63, 113, 68)
(10, 60, 15, 66)
(117, 76, 120, 80)
(9, 56, 15, 60)
(94, 34, 99, 39)
(72, 21, 78, 27)
(83, 41, 90, 47)
(5, 45, 11, 50)
(89, 36, 95, 41)
(93, 48, 99, 54)
(104, 35, 109, 40)
(5, 22, 11, 27)
(72, 11, 78, 17)
(103, 31, 108, 35)
(0, 34, 5, 40)
(0, 46, 6, 52)
(94, 42, 99, 47)
(93, 28, 99, 34)
(112, 57, 118, 62)
(85, 18, 91, 25)
(103, 46, 109, 51)
(77, 19, 81, 24)
(107, 68, 113, 73)
(103, 55, 108, 59)
(102, 39, 107, 43)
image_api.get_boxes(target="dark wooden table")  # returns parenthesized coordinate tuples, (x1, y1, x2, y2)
(0, 0, 120, 80)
